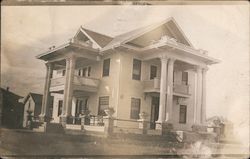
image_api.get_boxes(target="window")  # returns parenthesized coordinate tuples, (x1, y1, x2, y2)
(130, 98, 141, 119)
(88, 67, 91, 77)
(182, 72, 188, 85)
(179, 105, 187, 124)
(75, 99, 88, 116)
(58, 100, 63, 116)
(173, 71, 176, 83)
(62, 70, 66, 76)
(150, 65, 157, 80)
(102, 59, 110, 77)
(98, 96, 109, 116)
(132, 59, 141, 80)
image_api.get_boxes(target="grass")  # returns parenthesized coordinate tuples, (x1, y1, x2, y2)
(0, 128, 248, 158)
(0, 128, 181, 157)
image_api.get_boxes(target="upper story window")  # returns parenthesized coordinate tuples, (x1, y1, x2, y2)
(150, 65, 157, 80)
(179, 105, 187, 124)
(78, 66, 91, 77)
(102, 59, 110, 77)
(182, 72, 188, 85)
(132, 59, 141, 80)
(130, 98, 141, 119)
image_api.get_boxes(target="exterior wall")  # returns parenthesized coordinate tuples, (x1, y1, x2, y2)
(96, 52, 120, 117)
(116, 52, 152, 128)
(172, 70, 196, 131)
(23, 97, 36, 127)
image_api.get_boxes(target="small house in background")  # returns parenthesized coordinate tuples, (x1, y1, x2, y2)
(0, 87, 24, 128)
(21, 93, 43, 128)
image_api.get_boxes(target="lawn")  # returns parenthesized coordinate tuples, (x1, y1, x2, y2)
(0, 128, 182, 157)
(0, 128, 248, 158)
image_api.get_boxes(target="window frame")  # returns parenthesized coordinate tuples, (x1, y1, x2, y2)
(179, 105, 187, 124)
(130, 97, 141, 119)
(150, 65, 157, 80)
(182, 71, 188, 85)
(132, 59, 142, 80)
(98, 96, 109, 116)
(57, 100, 63, 116)
(102, 58, 111, 77)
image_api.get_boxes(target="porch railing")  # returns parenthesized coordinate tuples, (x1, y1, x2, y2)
(66, 115, 104, 126)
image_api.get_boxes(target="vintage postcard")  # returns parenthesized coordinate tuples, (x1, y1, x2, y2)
(1, 1, 249, 158)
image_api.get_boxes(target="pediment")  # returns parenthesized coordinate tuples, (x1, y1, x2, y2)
(124, 19, 193, 48)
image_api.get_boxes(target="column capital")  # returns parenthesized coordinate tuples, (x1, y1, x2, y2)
(168, 58, 176, 65)
(45, 62, 54, 68)
(202, 66, 209, 72)
(65, 54, 77, 62)
(159, 55, 169, 62)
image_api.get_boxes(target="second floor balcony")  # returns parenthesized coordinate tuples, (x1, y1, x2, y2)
(50, 75, 100, 92)
(143, 78, 191, 97)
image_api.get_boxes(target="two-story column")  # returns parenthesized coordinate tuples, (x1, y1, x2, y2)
(156, 56, 168, 128)
(165, 58, 175, 122)
(201, 67, 208, 124)
(39, 62, 54, 122)
(195, 66, 203, 124)
(60, 55, 76, 126)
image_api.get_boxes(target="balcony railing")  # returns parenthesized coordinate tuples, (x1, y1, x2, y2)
(50, 76, 100, 91)
(73, 76, 99, 88)
(143, 78, 190, 95)
(51, 76, 65, 87)
(173, 84, 189, 95)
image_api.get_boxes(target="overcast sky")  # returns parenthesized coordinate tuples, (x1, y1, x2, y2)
(1, 5, 249, 141)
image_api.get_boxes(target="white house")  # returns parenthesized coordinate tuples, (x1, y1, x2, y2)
(36, 17, 219, 132)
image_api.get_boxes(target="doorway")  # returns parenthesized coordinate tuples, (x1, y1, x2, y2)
(150, 96, 159, 129)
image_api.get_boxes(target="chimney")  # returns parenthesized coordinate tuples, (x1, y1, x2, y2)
(6, 87, 9, 92)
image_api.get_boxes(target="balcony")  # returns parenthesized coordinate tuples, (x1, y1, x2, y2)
(50, 76, 100, 92)
(143, 78, 190, 97)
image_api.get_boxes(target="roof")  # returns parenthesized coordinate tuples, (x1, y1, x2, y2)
(102, 17, 193, 51)
(36, 17, 219, 65)
(23, 92, 43, 105)
(81, 27, 113, 48)
(0, 87, 23, 108)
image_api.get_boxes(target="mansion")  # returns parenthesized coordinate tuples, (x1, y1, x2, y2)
(36, 17, 219, 133)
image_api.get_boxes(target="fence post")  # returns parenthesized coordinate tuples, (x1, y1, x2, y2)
(80, 115, 86, 131)
(104, 108, 115, 137)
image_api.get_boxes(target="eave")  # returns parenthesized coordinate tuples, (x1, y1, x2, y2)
(36, 42, 100, 61)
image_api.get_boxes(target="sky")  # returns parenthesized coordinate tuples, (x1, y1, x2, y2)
(1, 5, 249, 143)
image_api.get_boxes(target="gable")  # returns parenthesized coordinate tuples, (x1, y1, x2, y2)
(74, 27, 113, 49)
(125, 19, 192, 48)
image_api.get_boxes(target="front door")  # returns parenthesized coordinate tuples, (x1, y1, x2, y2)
(150, 96, 159, 129)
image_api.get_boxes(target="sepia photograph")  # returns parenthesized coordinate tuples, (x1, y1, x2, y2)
(1, 2, 249, 158)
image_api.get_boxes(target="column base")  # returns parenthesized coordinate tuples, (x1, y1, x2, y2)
(155, 121, 162, 130)
(59, 115, 67, 128)
(39, 114, 47, 122)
